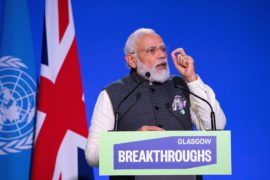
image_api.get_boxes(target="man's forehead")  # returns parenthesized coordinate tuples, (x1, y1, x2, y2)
(136, 34, 165, 48)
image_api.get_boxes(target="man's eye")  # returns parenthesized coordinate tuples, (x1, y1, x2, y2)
(147, 48, 156, 54)
(161, 47, 166, 52)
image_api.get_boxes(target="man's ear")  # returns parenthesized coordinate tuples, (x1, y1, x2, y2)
(125, 54, 137, 69)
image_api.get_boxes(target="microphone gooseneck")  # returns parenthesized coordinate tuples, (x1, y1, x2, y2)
(113, 72, 151, 131)
(173, 78, 217, 130)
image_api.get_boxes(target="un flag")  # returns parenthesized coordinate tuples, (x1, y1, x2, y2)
(0, 0, 37, 179)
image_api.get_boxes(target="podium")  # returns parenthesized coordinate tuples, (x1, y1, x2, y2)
(100, 131, 231, 175)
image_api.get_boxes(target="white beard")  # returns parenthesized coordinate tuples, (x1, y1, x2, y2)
(136, 58, 170, 83)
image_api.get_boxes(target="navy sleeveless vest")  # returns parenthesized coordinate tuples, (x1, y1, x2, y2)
(105, 70, 193, 131)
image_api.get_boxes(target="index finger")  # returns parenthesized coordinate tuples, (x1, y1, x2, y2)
(172, 48, 186, 57)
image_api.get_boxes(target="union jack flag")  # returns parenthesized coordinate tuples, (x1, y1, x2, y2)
(31, 0, 93, 179)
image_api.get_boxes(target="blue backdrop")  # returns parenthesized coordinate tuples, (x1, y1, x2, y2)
(1, 0, 270, 179)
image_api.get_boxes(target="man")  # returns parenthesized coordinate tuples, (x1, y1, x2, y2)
(85, 28, 226, 180)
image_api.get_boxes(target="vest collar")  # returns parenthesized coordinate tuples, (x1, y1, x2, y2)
(130, 69, 147, 84)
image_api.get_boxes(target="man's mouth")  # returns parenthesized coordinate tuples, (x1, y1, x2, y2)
(156, 62, 167, 70)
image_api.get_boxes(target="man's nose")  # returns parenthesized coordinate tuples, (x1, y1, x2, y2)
(157, 48, 167, 59)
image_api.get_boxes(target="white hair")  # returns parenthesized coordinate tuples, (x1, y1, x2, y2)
(124, 28, 157, 55)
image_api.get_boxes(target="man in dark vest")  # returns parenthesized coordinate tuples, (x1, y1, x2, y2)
(85, 28, 226, 180)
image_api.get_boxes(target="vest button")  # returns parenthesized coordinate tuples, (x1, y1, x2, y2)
(154, 106, 159, 110)
(150, 88, 156, 92)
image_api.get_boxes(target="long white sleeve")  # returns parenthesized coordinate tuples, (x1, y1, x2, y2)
(187, 76, 226, 130)
(85, 90, 114, 166)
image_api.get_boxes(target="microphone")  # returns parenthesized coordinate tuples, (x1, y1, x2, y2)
(172, 77, 217, 130)
(118, 92, 142, 121)
(113, 72, 151, 131)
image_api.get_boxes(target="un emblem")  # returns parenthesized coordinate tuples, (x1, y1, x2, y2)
(0, 56, 36, 155)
